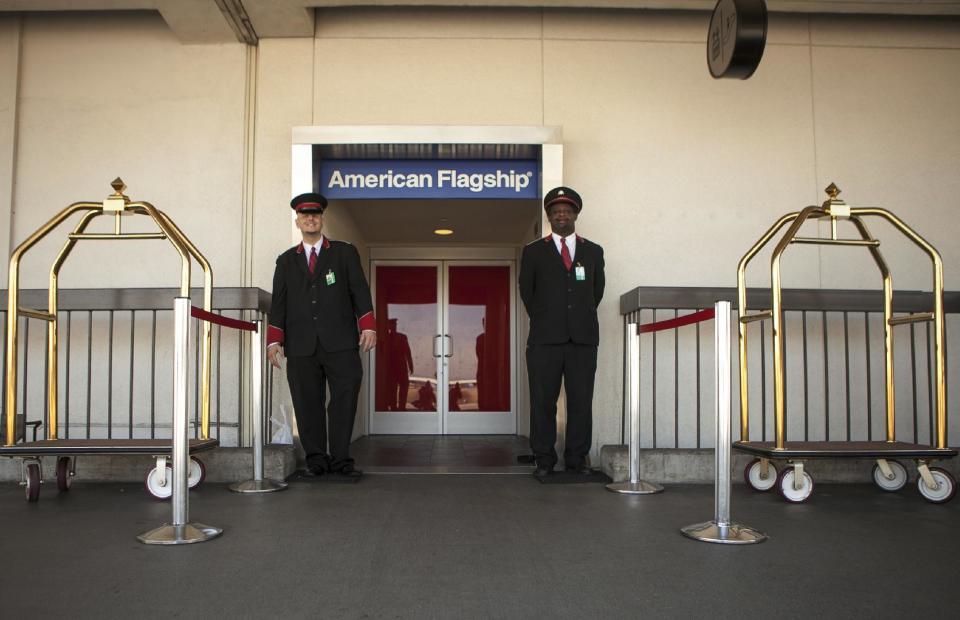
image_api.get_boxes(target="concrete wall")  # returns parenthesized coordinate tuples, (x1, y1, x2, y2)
(0, 14, 22, 283)
(10, 12, 247, 290)
(2, 8, 959, 457)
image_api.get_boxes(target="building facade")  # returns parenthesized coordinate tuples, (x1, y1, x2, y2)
(2, 4, 959, 457)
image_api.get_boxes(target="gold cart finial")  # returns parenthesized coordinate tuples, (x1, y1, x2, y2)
(104, 177, 130, 213)
(821, 182, 849, 218)
(111, 177, 126, 194)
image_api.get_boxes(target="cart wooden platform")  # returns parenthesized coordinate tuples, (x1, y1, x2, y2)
(2, 438, 219, 501)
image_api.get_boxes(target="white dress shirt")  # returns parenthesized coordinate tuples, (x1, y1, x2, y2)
(302, 236, 324, 265)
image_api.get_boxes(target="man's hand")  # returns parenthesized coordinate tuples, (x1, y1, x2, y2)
(267, 343, 284, 369)
(359, 329, 377, 353)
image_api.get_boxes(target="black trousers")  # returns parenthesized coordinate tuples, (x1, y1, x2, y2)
(526, 342, 598, 469)
(286, 341, 363, 471)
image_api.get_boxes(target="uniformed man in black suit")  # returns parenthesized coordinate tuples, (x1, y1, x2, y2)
(267, 193, 377, 478)
(519, 186, 605, 477)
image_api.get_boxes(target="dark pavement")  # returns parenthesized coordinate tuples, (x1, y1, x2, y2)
(2, 476, 958, 619)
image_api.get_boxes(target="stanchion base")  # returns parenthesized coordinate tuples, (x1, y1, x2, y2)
(137, 522, 223, 545)
(229, 478, 288, 493)
(605, 480, 664, 495)
(680, 520, 767, 545)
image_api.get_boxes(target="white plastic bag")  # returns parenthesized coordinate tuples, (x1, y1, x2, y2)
(271, 403, 294, 445)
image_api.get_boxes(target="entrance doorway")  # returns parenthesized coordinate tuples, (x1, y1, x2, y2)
(370, 260, 515, 434)
(291, 125, 565, 447)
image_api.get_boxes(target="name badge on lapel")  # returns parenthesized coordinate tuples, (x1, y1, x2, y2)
(575, 264, 586, 281)
(325, 270, 336, 286)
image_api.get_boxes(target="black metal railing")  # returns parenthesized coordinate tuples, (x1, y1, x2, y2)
(1, 287, 271, 447)
(620, 287, 960, 450)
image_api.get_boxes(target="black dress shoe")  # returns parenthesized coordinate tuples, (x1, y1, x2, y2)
(300, 467, 324, 478)
(565, 464, 593, 475)
(533, 464, 554, 477)
(333, 464, 363, 478)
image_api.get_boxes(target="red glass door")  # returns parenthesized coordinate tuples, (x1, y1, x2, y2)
(443, 262, 515, 434)
(370, 261, 515, 435)
(371, 263, 442, 434)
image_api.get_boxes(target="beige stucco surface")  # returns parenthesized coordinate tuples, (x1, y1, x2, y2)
(10, 12, 246, 290)
(312, 39, 543, 126)
(252, 37, 314, 291)
(0, 14, 20, 278)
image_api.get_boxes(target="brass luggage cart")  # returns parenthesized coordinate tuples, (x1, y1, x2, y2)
(734, 184, 957, 504)
(3, 179, 217, 501)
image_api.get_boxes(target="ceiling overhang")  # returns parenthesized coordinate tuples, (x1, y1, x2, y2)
(0, 1, 958, 44)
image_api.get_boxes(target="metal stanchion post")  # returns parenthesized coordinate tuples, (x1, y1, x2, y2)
(230, 319, 287, 493)
(681, 301, 766, 544)
(139, 298, 223, 545)
(607, 321, 664, 495)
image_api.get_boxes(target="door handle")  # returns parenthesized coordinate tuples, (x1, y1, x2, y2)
(433, 334, 442, 358)
(443, 335, 453, 358)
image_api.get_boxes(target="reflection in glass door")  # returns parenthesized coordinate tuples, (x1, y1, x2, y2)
(370, 261, 515, 435)
(444, 264, 513, 433)
(371, 264, 442, 434)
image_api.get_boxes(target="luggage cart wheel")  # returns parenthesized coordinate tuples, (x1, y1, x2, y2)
(871, 459, 907, 492)
(917, 467, 957, 504)
(144, 465, 174, 500)
(25, 462, 41, 503)
(56, 456, 73, 492)
(777, 467, 814, 503)
(744, 458, 778, 492)
(188, 457, 206, 489)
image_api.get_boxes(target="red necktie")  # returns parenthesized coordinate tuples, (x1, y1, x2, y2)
(560, 236, 572, 271)
(308, 247, 318, 274)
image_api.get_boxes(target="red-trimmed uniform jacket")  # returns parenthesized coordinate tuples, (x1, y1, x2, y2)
(519, 234, 605, 346)
(268, 239, 375, 355)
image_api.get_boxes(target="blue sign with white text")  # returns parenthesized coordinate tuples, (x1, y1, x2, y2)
(319, 160, 540, 199)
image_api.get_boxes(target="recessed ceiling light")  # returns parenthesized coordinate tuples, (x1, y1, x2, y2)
(434, 228, 454, 236)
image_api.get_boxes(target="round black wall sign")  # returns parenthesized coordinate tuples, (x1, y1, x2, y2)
(707, 0, 768, 79)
